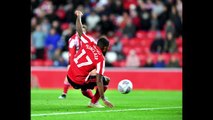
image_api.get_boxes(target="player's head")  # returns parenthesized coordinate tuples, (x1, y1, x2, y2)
(97, 36, 109, 56)
(82, 24, 87, 33)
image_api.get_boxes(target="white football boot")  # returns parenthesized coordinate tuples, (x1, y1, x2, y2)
(88, 102, 105, 108)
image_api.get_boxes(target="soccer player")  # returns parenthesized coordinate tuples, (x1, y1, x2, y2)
(66, 10, 113, 108)
(58, 25, 96, 99)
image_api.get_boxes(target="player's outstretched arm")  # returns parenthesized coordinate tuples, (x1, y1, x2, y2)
(96, 74, 113, 108)
(75, 10, 83, 37)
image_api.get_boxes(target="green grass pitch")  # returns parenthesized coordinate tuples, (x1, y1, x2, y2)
(31, 89, 182, 120)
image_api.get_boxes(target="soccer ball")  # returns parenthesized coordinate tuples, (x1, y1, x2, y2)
(118, 79, 133, 94)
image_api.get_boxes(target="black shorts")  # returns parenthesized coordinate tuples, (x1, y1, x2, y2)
(67, 75, 109, 91)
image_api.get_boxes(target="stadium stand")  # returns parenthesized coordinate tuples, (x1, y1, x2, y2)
(31, 0, 182, 68)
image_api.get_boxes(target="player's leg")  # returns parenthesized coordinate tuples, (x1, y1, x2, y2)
(58, 65, 71, 99)
(80, 76, 96, 99)
(91, 76, 110, 104)
(80, 70, 96, 99)
(58, 77, 70, 99)
(81, 89, 94, 99)
(85, 76, 110, 108)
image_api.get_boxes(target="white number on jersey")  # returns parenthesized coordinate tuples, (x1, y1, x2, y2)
(74, 49, 93, 67)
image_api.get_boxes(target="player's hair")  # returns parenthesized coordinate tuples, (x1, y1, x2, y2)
(97, 36, 109, 49)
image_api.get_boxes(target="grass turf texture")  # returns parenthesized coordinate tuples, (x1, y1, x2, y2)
(31, 89, 182, 120)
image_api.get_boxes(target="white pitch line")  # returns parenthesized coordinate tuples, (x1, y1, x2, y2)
(31, 106, 182, 117)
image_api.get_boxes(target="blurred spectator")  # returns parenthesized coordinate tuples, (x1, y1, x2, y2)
(86, 10, 100, 31)
(96, 14, 116, 36)
(169, 6, 182, 37)
(130, 9, 141, 30)
(164, 19, 175, 35)
(150, 13, 159, 30)
(30, 0, 182, 68)
(55, 5, 66, 22)
(94, 0, 109, 14)
(31, 17, 38, 31)
(60, 24, 74, 52)
(117, 12, 130, 29)
(176, 0, 182, 19)
(111, 36, 125, 60)
(152, 0, 164, 16)
(122, 18, 136, 38)
(109, 14, 117, 28)
(167, 54, 180, 68)
(150, 32, 165, 53)
(164, 32, 177, 53)
(137, 0, 152, 30)
(39, 0, 54, 15)
(123, 0, 137, 11)
(146, 0, 154, 10)
(45, 28, 61, 60)
(154, 54, 166, 68)
(108, 0, 124, 15)
(31, 25, 46, 59)
(52, 48, 68, 67)
(64, 3, 76, 23)
(143, 56, 154, 67)
(126, 49, 140, 67)
(31, 0, 40, 10)
(40, 18, 51, 35)
(157, 3, 169, 30)
(52, 20, 62, 34)
(54, 56, 68, 67)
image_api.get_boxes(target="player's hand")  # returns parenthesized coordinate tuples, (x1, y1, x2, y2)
(103, 99, 113, 108)
(75, 10, 83, 16)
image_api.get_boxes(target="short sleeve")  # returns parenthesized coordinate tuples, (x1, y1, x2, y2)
(96, 60, 105, 75)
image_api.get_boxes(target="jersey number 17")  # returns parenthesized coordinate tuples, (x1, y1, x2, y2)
(74, 49, 93, 68)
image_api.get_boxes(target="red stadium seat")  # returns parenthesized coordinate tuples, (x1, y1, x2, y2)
(143, 38, 154, 48)
(120, 37, 129, 46)
(150, 53, 159, 64)
(111, 61, 119, 67)
(161, 53, 171, 64)
(60, 23, 69, 30)
(178, 46, 182, 53)
(31, 46, 36, 54)
(134, 46, 143, 54)
(160, 30, 166, 39)
(136, 30, 148, 39)
(147, 31, 157, 39)
(122, 46, 132, 55)
(138, 53, 146, 61)
(176, 37, 183, 47)
(129, 38, 142, 47)
(119, 60, 126, 67)
(144, 46, 151, 54)
(179, 60, 183, 67)
(31, 59, 44, 66)
(43, 59, 53, 66)
(108, 37, 115, 46)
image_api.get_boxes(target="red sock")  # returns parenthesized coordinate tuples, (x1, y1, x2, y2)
(63, 82, 70, 94)
(91, 86, 107, 104)
(81, 89, 93, 99)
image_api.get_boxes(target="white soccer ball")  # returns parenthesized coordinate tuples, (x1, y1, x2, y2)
(118, 79, 133, 94)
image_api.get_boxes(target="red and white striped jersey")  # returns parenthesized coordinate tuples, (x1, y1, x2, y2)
(67, 33, 105, 85)
(68, 33, 81, 62)
(68, 33, 96, 62)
